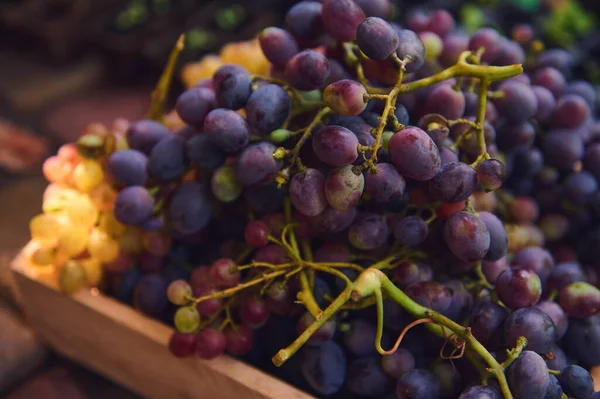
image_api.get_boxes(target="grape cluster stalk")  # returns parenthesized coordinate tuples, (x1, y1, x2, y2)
(28, 1, 600, 398)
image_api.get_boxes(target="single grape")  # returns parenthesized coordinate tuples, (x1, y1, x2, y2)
(285, 1, 325, 47)
(495, 38, 526, 65)
(149, 135, 188, 181)
(325, 165, 365, 210)
(396, 369, 441, 399)
(224, 324, 254, 356)
(174, 306, 200, 333)
(212, 165, 243, 203)
(532, 85, 556, 122)
(321, 0, 365, 42)
(58, 260, 87, 294)
(113, 186, 154, 226)
(246, 84, 291, 134)
(511, 247, 554, 281)
(564, 80, 597, 108)
(107, 149, 148, 187)
(496, 120, 535, 152)
(476, 159, 505, 192)
(357, 17, 399, 60)
(235, 142, 282, 186)
(175, 87, 216, 127)
(395, 29, 426, 72)
(289, 168, 328, 217)
(479, 211, 508, 261)
(468, 28, 501, 64)
(393, 216, 428, 247)
(393, 261, 432, 287)
(542, 131, 583, 170)
(324, 80, 369, 116)
(347, 357, 391, 397)
(381, 348, 415, 378)
(285, 50, 330, 91)
(533, 66, 567, 98)
(133, 274, 168, 317)
(364, 163, 406, 203)
(212, 64, 252, 110)
(258, 27, 300, 68)
(469, 299, 508, 345)
(244, 220, 270, 248)
(405, 281, 452, 314)
(558, 366, 594, 399)
(354, 0, 391, 18)
(459, 385, 501, 399)
(563, 171, 598, 205)
(195, 328, 226, 360)
(126, 120, 170, 155)
(240, 298, 270, 328)
(312, 125, 359, 167)
(505, 307, 555, 353)
(348, 212, 389, 250)
(546, 344, 568, 370)
(544, 375, 563, 399)
(186, 134, 227, 170)
(344, 319, 377, 357)
(496, 268, 542, 309)
(309, 206, 357, 233)
(388, 126, 441, 181)
(301, 341, 347, 395)
(494, 82, 538, 122)
(208, 258, 240, 289)
(420, 31, 443, 61)
(427, 161, 476, 203)
(507, 351, 550, 399)
(443, 211, 490, 262)
(535, 300, 568, 339)
(168, 183, 212, 235)
(168, 332, 196, 358)
(559, 282, 600, 319)
(73, 160, 103, 192)
(547, 262, 587, 292)
(203, 108, 250, 153)
(87, 229, 119, 263)
(167, 279, 192, 305)
(552, 94, 590, 129)
(440, 32, 469, 67)
(423, 85, 466, 120)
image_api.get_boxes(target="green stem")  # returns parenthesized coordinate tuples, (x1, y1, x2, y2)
(498, 336, 528, 371)
(290, 107, 331, 168)
(298, 271, 322, 319)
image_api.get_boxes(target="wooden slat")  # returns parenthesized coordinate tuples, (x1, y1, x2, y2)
(11, 243, 313, 399)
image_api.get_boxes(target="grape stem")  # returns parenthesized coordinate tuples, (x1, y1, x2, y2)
(288, 106, 331, 170)
(497, 336, 528, 371)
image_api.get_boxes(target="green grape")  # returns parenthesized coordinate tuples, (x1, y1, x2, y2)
(174, 306, 201, 333)
(167, 279, 193, 305)
(59, 260, 88, 294)
(211, 165, 242, 203)
(300, 90, 322, 102)
(269, 129, 291, 143)
(382, 131, 394, 151)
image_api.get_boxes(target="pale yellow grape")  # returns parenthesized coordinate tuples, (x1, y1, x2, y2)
(42, 156, 74, 184)
(29, 213, 60, 245)
(64, 194, 98, 228)
(73, 160, 103, 192)
(98, 211, 126, 237)
(57, 222, 89, 257)
(58, 260, 87, 294)
(87, 228, 119, 263)
(30, 245, 56, 266)
(42, 186, 79, 213)
(80, 257, 103, 287)
(174, 306, 200, 333)
(117, 227, 143, 254)
(89, 183, 117, 212)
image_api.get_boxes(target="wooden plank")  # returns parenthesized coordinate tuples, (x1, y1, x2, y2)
(11, 243, 313, 399)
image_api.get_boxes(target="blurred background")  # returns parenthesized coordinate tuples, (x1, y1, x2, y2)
(0, 0, 598, 397)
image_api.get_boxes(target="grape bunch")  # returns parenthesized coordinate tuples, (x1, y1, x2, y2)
(27, 0, 600, 398)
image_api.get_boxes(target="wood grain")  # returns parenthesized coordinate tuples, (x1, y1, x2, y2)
(11, 243, 314, 399)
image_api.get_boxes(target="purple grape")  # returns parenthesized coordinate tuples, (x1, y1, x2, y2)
(285, 1, 325, 47)
(423, 85, 466, 120)
(469, 299, 508, 345)
(258, 27, 300, 68)
(175, 87, 216, 128)
(546, 344, 568, 370)
(393, 261, 433, 288)
(439, 33, 468, 67)
(494, 82, 538, 122)
(354, 0, 391, 18)
(427, 161, 477, 203)
(532, 85, 556, 122)
(348, 212, 389, 250)
(440, 147, 458, 164)
(443, 211, 490, 262)
(563, 171, 598, 205)
(459, 385, 501, 399)
(405, 281, 452, 313)
(513, 148, 544, 177)
(542, 131, 583, 170)
(323, 80, 369, 116)
(388, 126, 441, 181)
(107, 149, 148, 187)
(203, 109, 249, 154)
(309, 206, 357, 233)
(564, 80, 597, 109)
(290, 168, 328, 217)
(396, 369, 441, 399)
(301, 341, 347, 395)
(535, 48, 574, 75)
(476, 159, 505, 192)
(559, 282, 600, 319)
(558, 365, 594, 399)
(312, 125, 359, 167)
(126, 120, 170, 155)
(511, 246, 554, 281)
(445, 279, 474, 321)
(325, 165, 364, 210)
(133, 274, 168, 317)
(285, 50, 330, 91)
(533, 67, 567, 98)
(495, 268, 542, 309)
(479, 211, 508, 261)
(482, 257, 509, 284)
(321, 0, 365, 42)
(535, 300, 568, 339)
(114, 186, 154, 226)
(563, 314, 600, 367)
(552, 94, 590, 129)
(356, 17, 399, 60)
(496, 120, 535, 152)
(246, 84, 291, 134)
(148, 135, 188, 181)
(234, 142, 282, 186)
(495, 38, 526, 65)
(364, 163, 406, 202)
(186, 134, 226, 169)
(393, 216, 428, 247)
(504, 307, 556, 353)
(212, 64, 252, 110)
(468, 28, 501, 64)
(347, 357, 391, 397)
(547, 262, 587, 292)
(381, 348, 415, 378)
(506, 351, 550, 399)
(168, 183, 212, 235)
(343, 319, 377, 357)
(395, 29, 426, 73)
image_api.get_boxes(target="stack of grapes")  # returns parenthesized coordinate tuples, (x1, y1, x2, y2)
(26, 0, 600, 398)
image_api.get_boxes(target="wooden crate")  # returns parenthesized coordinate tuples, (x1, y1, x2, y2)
(10, 242, 314, 399)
